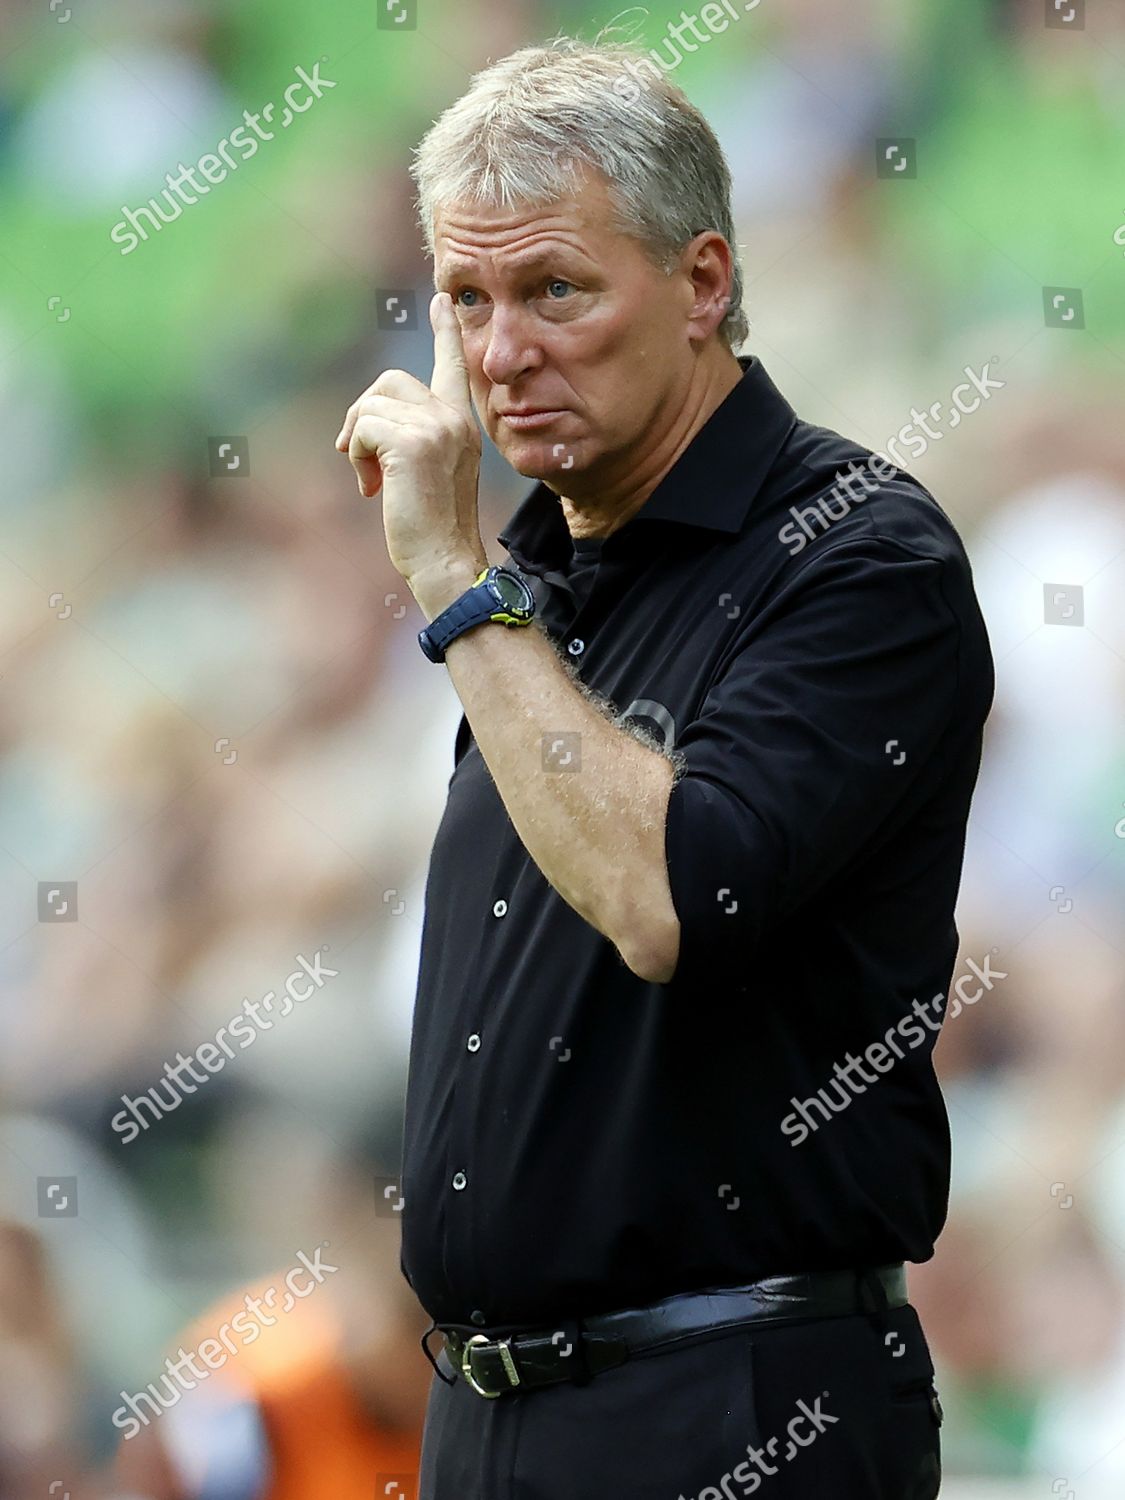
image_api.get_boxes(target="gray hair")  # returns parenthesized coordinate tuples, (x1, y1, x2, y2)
(408, 30, 749, 353)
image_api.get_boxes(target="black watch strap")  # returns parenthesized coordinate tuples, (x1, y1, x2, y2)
(418, 566, 535, 663)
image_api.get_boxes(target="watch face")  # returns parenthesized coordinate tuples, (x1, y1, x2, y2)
(493, 570, 532, 613)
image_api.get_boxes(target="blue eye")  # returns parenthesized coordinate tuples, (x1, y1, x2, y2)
(450, 280, 574, 308)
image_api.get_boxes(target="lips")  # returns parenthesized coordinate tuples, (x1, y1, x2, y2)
(498, 409, 567, 430)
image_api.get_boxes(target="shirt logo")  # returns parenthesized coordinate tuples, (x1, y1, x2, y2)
(621, 698, 677, 750)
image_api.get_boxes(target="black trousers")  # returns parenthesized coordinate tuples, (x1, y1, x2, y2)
(418, 1299, 942, 1499)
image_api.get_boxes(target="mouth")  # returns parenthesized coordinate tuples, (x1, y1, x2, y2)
(498, 409, 567, 431)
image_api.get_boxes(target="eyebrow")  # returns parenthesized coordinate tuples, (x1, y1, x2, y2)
(436, 251, 586, 290)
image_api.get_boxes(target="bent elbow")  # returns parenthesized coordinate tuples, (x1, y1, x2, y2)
(622, 918, 681, 986)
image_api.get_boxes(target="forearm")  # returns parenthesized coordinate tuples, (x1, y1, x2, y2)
(414, 561, 681, 981)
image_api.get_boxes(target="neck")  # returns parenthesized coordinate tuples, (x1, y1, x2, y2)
(559, 345, 744, 541)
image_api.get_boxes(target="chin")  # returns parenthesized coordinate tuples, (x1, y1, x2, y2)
(501, 437, 583, 480)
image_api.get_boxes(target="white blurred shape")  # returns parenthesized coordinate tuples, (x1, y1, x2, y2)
(13, 47, 226, 206)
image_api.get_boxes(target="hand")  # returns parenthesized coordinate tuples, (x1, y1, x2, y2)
(334, 292, 486, 587)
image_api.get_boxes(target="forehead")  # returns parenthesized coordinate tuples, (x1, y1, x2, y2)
(432, 170, 630, 282)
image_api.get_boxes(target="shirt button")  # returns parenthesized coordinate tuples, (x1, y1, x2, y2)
(567, 638, 585, 656)
(471, 1309, 487, 1326)
(452, 1171, 467, 1191)
(467, 1033, 481, 1052)
(492, 899, 508, 918)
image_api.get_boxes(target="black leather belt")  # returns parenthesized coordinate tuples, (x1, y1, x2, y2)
(440, 1263, 906, 1399)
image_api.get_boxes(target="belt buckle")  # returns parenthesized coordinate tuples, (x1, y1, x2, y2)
(460, 1332, 522, 1399)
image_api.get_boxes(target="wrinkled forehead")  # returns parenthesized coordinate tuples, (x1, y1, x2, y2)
(432, 170, 626, 278)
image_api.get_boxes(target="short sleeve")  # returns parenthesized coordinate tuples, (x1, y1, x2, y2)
(663, 539, 963, 984)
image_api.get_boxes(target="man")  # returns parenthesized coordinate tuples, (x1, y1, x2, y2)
(334, 35, 993, 1500)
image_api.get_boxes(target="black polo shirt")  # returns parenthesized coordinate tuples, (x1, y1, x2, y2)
(563, 534, 605, 609)
(399, 354, 994, 1331)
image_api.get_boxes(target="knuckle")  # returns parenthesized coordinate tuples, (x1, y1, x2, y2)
(371, 368, 401, 396)
(439, 409, 471, 442)
(351, 415, 377, 449)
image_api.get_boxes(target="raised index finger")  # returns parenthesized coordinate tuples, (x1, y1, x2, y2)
(428, 291, 472, 416)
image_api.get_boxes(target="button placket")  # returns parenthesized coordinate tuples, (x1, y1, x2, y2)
(445, 827, 510, 1306)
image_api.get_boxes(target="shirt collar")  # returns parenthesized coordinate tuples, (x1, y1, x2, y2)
(496, 354, 798, 576)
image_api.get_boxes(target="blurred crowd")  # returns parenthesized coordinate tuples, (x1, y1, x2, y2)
(1, 0, 1124, 1494)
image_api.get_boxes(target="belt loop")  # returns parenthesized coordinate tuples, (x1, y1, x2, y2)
(856, 1268, 891, 1339)
(857, 1267, 889, 1315)
(420, 1318, 458, 1386)
(552, 1316, 592, 1386)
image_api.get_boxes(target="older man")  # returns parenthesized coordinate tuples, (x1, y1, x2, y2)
(334, 35, 993, 1500)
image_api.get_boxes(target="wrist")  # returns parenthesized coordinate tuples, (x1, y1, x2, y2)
(410, 554, 488, 623)
(416, 562, 537, 664)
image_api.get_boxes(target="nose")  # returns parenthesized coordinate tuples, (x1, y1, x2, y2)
(480, 303, 542, 390)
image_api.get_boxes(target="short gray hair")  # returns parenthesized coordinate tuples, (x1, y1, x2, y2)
(408, 31, 749, 353)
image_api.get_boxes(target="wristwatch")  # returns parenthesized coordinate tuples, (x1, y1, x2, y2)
(418, 565, 537, 663)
